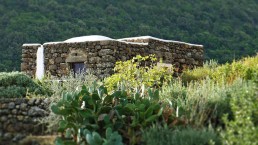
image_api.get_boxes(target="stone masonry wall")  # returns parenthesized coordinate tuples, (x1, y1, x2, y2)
(21, 44, 41, 77)
(0, 98, 50, 142)
(21, 37, 204, 78)
(43, 40, 150, 78)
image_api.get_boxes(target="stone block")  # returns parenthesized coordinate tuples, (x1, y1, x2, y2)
(179, 59, 185, 63)
(61, 53, 67, 57)
(102, 55, 115, 62)
(55, 57, 63, 63)
(11, 109, 17, 115)
(88, 52, 97, 57)
(89, 57, 101, 64)
(60, 63, 67, 69)
(49, 59, 55, 65)
(100, 40, 110, 45)
(22, 54, 30, 58)
(49, 65, 57, 70)
(1, 103, 7, 109)
(20, 103, 27, 111)
(8, 102, 15, 109)
(96, 62, 115, 68)
(17, 115, 24, 121)
(186, 52, 192, 57)
(95, 45, 101, 50)
(98, 49, 113, 56)
(28, 98, 36, 105)
(1, 116, 7, 122)
(21, 63, 28, 71)
(35, 99, 41, 105)
(28, 107, 46, 117)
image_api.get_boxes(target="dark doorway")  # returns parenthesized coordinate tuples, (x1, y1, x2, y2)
(71, 62, 86, 74)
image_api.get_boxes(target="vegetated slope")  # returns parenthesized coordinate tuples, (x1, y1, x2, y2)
(48, 54, 258, 145)
(0, 0, 258, 71)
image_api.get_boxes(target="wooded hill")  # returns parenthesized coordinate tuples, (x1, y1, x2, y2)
(0, 0, 257, 71)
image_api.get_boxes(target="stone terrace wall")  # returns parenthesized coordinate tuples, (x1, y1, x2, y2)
(21, 37, 204, 78)
(0, 98, 50, 142)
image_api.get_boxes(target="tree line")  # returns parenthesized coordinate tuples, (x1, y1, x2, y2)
(0, 0, 257, 71)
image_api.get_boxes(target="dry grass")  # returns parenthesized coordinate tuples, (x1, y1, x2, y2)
(18, 135, 57, 145)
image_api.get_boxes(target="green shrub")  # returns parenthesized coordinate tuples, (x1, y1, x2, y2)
(38, 71, 98, 133)
(182, 54, 258, 84)
(51, 85, 178, 145)
(181, 59, 218, 84)
(104, 55, 173, 93)
(160, 78, 258, 128)
(143, 126, 221, 145)
(220, 80, 258, 145)
(0, 72, 49, 98)
(160, 78, 233, 127)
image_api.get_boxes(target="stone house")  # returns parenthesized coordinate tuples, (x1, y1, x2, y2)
(21, 35, 204, 79)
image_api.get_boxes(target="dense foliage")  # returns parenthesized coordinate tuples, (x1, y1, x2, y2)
(39, 71, 98, 133)
(51, 85, 178, 145)
(50, 55, 258, 145)
(0, 72, 49, 98)
(1, 0, 258, 71)
(221, 80, 258, 145)
(182, 54, 258, 84)
(104, 55, 172, 92)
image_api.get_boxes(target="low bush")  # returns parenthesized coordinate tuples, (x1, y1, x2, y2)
(160, 78, 233, 127)
(0, 72, 49, 98)
(160, 78, 258, 128)
(104, 55, 173, 93)
(143, 126, 221, 145)
(39, 71, 98, 133)
(220, 80, 258, 145)
(51, 85, 181, 145)
(182, 54, 258, 84)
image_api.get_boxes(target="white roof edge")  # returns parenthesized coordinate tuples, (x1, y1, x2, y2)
(116, 40, 148, 45)
(118, 36, 203, 47)
(43, 41, 63, 45)
(22, 43, 41, 46)
(117, 36, 152, 41)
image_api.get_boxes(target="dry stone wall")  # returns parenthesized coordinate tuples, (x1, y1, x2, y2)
(21, 44, 40, 77)
(21, 37, 204, 78)
(0, 98, 50, 143)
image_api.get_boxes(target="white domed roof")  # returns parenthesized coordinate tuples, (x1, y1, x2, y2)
(64, 35, 113, 43)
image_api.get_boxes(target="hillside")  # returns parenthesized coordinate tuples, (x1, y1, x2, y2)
(0, 0, 258, 71)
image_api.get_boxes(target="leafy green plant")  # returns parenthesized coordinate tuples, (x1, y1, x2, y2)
(81, 128, 123, 145)
(51, 84, 176, 145)
(104, 55, 173, 93)
(220, 80, 258, 145)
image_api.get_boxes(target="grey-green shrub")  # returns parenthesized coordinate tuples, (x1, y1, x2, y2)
(160, 78, 232, 127)
(39, 71, 98, 133)
(160, 78, 258, 127)
(0, 72, 49, 98)
(220, 80, 258, 145)
(143, 126, 221, 145)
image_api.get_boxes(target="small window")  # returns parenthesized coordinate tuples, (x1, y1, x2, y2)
(71, 62, 86, 75)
